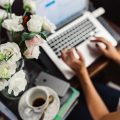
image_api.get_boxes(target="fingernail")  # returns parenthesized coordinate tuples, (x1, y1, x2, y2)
(96, 44, 98, 47)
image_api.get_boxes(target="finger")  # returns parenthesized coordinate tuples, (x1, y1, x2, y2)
(96, 37, 111, 45)
(96, 43, 107, 54)
(67, 48, 76, 60)
(61, 49, 68, 62)
(76, 49, 85, 62)
(91, 38, 110, 50)
(91, 37, 109, 46)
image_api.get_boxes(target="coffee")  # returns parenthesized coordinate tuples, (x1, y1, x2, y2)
(33, 98, 45, 107)
(25, 87, 49, 115)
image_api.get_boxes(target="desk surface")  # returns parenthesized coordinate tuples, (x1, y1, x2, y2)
(1, 1, 120, 120)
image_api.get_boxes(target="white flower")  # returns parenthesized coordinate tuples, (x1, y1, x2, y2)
(7, 13, 15, 19)
(0, 9, 7, 20)
(27, 15, 43, 33)
(23, 46, 40, 59)
(2, 15, 24, 32)
(0, 62, 17, 78)
(0, 42, 21, 63)
(12, 15, 23, 23)
(8, 70, 27, 96)
(0, 0, 15, 8)
(0, 79, 8, 91)
(43, 17, 56, 33)
(23, 0, 36, 13)
(25, 35, 44, 48)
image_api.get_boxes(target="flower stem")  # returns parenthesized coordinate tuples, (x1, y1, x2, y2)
(6, 7, 9, 18)
(0, 21, 2, 43)
(9, 0, 12, 18)
(19, 40, 23, 47)
(23, 10, 28, 17)
(11, 31, 15, 41)
(9, 6, 12, 18)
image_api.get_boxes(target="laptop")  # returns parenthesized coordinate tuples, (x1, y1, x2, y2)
(35, 0, 117, 80)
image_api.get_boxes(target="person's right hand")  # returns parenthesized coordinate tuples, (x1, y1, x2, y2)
(92, 37, 120, 64)
(61, 48, 88, 77)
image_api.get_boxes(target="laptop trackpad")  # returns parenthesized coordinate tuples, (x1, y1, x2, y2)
(76, 40, 102, 67)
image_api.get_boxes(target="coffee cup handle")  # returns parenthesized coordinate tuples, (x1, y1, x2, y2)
(24, 108, 32, 116)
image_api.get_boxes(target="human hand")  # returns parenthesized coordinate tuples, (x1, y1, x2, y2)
(91, 37, 120, 64)
(61, 48, 88, 77)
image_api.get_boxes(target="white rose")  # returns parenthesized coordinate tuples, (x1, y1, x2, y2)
(43, 17, 56, 33)
(8, 12, 16, 19)
(8, 70, 27, 96)
(0, 12, 16, 19)
(0, 9, 7, 20)
(2, 15, 24, 32)
(0, 0, 15, 8)
(0, 42, 21, 63)
(23, 0, 36, 13)
(0, 62, 17, 78)
(27, 15, 43, 33)
(23, 46, 40, 59)
(11, 14, 23, 23)
(0, 79, 8, 91)
(25, 34, 44, 48)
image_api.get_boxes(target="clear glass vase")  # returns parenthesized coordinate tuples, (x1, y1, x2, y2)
(1, 59, 29, 100)
(1, 87, 23, 100)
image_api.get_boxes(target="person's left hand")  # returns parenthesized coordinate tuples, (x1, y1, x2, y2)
(61, 48, 87, 76)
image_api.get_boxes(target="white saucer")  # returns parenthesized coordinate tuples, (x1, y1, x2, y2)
(18, 86, 60, 120)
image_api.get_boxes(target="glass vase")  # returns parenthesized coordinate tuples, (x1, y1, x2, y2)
(1, 87, 22, 100)
(1, 59, 29, 100)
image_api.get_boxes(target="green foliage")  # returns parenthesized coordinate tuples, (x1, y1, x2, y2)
(39, 32, 47, 40)
(0, 53, 5, 61)
(0, 52, 13, 62)
(19, 31, 47, 46)
(19, 32, 36, 46)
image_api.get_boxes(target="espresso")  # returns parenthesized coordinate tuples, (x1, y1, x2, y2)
(33, 98, 45, 107)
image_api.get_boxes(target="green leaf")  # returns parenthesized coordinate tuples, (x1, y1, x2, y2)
(23, 6, 31, 12)
(23, 32, 36, 39)
(5, 54, 13, 61)
(39, 32, 47, 40)
(19, 32, 36, 46)
(4, 54, 13, 62)
(0, 53, 5, 61)
(4, 4, 10, 9)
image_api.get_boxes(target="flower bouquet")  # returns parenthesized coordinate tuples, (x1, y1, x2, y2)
(0, 0, 56, 98)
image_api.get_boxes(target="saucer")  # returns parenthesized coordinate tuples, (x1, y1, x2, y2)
(18, 86, 60, 120)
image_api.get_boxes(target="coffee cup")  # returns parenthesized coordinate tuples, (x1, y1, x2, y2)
(24, 86, 49, 117)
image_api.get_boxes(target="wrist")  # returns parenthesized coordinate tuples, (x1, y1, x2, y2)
(76, 68, 89, 79)
(77, 70, 92, 86)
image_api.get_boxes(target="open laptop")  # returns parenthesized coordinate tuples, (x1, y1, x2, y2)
(35, 0, 117, 80)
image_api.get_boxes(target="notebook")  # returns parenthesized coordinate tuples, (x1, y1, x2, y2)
(54, 87, 80, 120)
(35, 0, 117, 80)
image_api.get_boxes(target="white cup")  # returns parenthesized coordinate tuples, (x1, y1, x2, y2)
(24, 87, 49, 118)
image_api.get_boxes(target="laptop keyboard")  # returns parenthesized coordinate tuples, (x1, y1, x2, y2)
(47, 18, 99, 57)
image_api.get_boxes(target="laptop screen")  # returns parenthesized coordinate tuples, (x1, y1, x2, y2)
(35, 0, 88, 28)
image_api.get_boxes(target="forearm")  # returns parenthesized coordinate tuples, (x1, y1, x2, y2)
(77, 70, 109, 120)
(100, 111, 120, 120)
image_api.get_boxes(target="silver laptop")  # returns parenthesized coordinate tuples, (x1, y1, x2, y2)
(35, 0, 117, 80)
